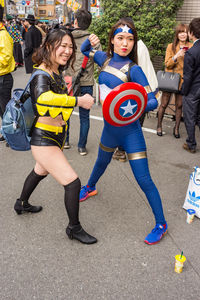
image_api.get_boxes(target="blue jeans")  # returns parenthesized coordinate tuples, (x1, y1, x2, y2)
(66, 86, 93, 147)
(78, 85, 93, 148)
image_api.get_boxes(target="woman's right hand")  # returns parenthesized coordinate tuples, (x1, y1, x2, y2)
(77, 94, 94, 110)
(89, 34, 100, 48)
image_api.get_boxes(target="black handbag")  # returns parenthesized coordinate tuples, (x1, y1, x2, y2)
(157, 70, 181, 93)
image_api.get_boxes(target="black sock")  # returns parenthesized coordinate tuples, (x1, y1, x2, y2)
(64, 178, 81, 226)
(19, 169, 47, 204)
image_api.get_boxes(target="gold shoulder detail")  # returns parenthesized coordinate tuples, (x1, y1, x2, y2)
(103, 66, 128, 82)
(144, 85, 152, 94)
(89, 49, 97, 58)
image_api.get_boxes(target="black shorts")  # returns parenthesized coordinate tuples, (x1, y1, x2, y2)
(31, 125, 67, 149)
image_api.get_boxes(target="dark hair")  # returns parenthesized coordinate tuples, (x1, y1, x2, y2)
(0, 5, 4, 22)
(32, 28, 76, 71)
(189, 18, 200, 39)
(107, 17, 138, 64)
(74, 9, 92, 30)
(35, 20, 40, 25)
(28, 19, 35, 26)
(172, 23, 189, 53)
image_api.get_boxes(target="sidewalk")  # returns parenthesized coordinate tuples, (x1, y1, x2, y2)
(0, 67, 200, 300)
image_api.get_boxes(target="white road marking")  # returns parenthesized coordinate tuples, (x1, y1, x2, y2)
(72, 111, 157, 134)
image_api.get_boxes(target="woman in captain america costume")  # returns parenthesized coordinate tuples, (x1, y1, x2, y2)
(14, 27, 97, 245)
(80, 18, 168, 245)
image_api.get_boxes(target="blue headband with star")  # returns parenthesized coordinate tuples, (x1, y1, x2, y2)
(113, 25, 134, 36)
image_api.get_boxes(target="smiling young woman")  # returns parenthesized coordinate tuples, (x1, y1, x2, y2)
(14, 27, 97, 245)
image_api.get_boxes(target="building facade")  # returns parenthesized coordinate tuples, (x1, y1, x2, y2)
(176, 0, 200, 23)
(35, 0, 55, 21)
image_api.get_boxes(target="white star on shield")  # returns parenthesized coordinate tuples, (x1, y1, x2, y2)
(120, 100, 137, 116)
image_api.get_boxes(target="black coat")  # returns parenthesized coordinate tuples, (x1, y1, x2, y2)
(24, 25, 42, 74)
(182, 39, 200, 97)
(21, 26, 26, 41)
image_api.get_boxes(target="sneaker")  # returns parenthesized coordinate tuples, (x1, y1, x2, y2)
(64, 142, 71, 149)
(0, 136, 5, 142)
(80, 185, 97, 202)
(144, 223, 168, 245)
(113, 149, 127, 162)
(78, 147, 87, 156)
(183, 143, 196, 154)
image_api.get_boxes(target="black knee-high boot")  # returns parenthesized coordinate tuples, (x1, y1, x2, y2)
(64, 178, 97, 244)
(14, 169, 47, 214)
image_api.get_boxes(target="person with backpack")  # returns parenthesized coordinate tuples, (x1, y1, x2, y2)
(14, 27, 97, 245)
(0, 5, 15, 143)
(79, 18, 167, 245)
(64, 9, 101, 155)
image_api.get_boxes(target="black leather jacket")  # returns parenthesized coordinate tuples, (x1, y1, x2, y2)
(27, 69, 76, 121)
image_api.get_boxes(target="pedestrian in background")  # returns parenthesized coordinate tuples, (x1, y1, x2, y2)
(0, 5, 15, 142)
(7, 21, 24, 67)
(35, 20, 46, 42)
(24, 14, 42, 74)
(20, 19, 28, 59)
(182, 18, 200, 153)
(64, 9, 101, 155)
(156, 23, 192, 138)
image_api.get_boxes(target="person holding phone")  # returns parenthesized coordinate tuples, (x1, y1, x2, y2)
(156, 24, 192, 138)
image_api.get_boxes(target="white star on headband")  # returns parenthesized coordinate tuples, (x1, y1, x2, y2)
(122, 25, 131, 33)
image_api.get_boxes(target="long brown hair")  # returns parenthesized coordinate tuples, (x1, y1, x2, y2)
(172, 23, 189, 53)
(32, 27, 76, 71)
(107, 18, 138, 64)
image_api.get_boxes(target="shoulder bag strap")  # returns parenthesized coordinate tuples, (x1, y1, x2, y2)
(69, 56, 89, 94)
(20, 70, 51, 101)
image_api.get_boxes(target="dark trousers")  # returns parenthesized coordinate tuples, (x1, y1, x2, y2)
(0, 73, 13, 118)
(182, 94, 200, 149)
(14, 42, 23, 65)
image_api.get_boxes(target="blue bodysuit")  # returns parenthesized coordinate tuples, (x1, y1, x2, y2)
(81, 39, 166, 225)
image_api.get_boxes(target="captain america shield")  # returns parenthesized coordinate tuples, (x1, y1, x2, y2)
(102, 82, 148, 126)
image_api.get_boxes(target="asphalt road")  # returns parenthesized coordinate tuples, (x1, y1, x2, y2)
(1, 67, 200, 300)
